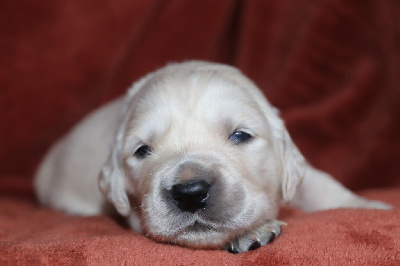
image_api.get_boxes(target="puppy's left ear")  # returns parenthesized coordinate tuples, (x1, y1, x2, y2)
(279, 128, 306, 202)
(223, 67, 306, 203)
(269, 108, 306, 203)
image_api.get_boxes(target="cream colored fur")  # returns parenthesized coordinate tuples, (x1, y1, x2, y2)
(35, 61, 391, 252)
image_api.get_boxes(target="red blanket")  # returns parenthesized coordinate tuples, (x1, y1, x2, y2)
(1, 1, 399, 264)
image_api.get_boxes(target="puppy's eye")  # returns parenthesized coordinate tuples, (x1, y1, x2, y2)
(229, 131, 253, 144)
(134, 145, 152, 159)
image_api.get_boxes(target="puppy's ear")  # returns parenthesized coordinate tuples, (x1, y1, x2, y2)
(99, 146, 130, 216)
(269, 108, 306, 203)
(224, 68, 306, 203)
(98, 74, 153, 216)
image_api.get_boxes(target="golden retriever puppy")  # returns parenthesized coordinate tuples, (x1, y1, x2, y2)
(35, 61, 391, 253)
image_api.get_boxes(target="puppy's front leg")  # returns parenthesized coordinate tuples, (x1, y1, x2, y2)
(225, 219, 286, 253)
(290, 164, 392, 211)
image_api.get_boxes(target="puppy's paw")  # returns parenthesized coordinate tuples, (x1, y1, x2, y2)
(225, 219, 285, 254)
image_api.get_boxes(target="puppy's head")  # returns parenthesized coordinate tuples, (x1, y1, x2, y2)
(99, 61, 305, 249)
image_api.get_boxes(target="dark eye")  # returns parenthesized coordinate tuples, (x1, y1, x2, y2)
(134, 145, 152, 159)
(229, 131, 253, 144)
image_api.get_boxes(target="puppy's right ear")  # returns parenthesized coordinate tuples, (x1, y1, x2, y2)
(99, 146, 130, 216)
(98, 73, 154, 217)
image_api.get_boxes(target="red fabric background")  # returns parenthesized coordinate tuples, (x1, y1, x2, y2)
(1, 0, 399, 264)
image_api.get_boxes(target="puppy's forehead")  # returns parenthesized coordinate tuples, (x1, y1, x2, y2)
(127, 70, 267, 139)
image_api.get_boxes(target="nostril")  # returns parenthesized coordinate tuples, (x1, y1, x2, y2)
(171, 180, 211, 213)
(172, 180, 210, 200)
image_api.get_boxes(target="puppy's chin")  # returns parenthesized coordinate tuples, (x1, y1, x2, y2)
(125, 141, 282, 249)
(137, 191, 278, 249)
(139, 209, 233, 249)
(146, 221, 231, 249)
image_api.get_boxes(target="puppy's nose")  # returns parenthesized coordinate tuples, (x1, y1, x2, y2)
(171, 180, 211, 213)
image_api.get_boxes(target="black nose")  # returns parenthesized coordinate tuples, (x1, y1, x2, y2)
(171, 180, 211, 213)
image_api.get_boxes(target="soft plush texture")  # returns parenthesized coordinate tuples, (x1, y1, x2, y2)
(0, 0, 399, 265)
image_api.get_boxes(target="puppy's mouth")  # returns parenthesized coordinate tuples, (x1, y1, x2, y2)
(140, 166, 253, 248)
(184, 220, 216, 233)
(167, 220, 229, 249)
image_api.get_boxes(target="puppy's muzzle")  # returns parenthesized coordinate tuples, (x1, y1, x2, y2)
(167, 161, 218, 213)
(171, 180, 211, 213)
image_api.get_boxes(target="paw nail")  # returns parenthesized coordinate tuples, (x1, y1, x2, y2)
(248, 240, 261, 251)
(227, 246, 239, 254)
(266, 232, 276, 244)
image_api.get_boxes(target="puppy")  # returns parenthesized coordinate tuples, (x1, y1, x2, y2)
(35, 61, 391, 253)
